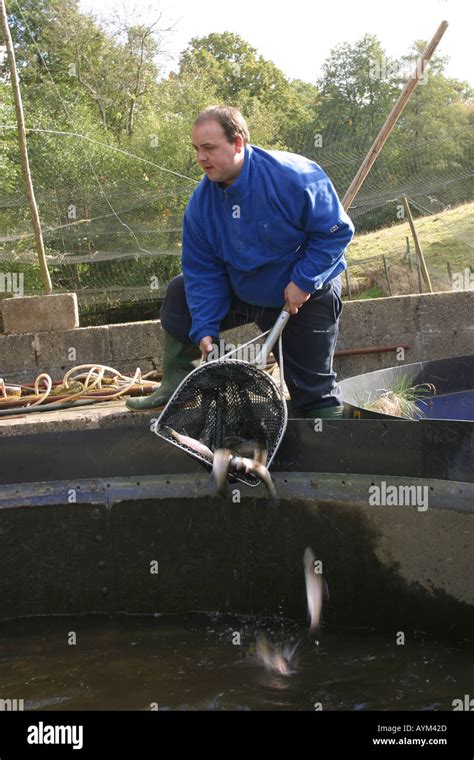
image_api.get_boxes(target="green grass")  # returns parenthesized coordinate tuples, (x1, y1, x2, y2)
(354, 285, 384, 300)
(346, 200, 474, 298)
(360, 375, 436, 419)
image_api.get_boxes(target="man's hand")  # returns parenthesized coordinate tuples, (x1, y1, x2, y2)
(284, 282, 311, 315)
(199, 336, 214, 359)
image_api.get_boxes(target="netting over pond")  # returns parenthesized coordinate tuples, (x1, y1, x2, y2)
(0, 127, 199, 324)
(0, 127, 473, 324)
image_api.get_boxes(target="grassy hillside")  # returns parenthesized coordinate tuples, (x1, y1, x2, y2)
(346, 201, 474, 299)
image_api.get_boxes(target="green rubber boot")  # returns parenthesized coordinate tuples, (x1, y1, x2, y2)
(298, 404, 345, 419)
(126, 332, 201, 411)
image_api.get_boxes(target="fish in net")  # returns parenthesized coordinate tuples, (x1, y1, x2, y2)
(155, 307, 290, 489)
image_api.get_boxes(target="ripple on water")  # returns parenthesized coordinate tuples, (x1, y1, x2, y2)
(0, 613, 471, 711)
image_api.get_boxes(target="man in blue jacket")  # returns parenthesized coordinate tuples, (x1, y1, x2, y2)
(126, 105, 354, 417)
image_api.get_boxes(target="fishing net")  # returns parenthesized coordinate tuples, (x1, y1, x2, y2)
(156, 359, 288, 487)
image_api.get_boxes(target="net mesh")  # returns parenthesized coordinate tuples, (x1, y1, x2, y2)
(156, 360, 287, 486)
(0, 127, 472, 320)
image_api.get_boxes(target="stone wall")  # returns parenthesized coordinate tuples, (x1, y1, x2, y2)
(1, 290, 472, 384)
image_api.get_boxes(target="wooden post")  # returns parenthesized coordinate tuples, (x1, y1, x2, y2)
(342, 21, 448, 212)
(341, 21, 448, 291)
(406, 236, 412, 271)
(382, 255, 393, 296)
(447, 261, 453, 283)
(0, 0, 52, 294)
(345, 269, 352, 300)
(415, 260, 423, 294)
(402, 196, 433, 293)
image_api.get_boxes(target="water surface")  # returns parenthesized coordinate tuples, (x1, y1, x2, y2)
(0, 613, 471, 711)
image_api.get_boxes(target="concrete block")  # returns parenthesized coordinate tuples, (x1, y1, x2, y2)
(2, 293, 79, 335)
(0, 290, 471, 384)
(336, 354, 379, 381)
(0, 333, 38, 374)
(412, 331, 460, 362)
(108, 321, 164, 368)
(339, 295, 416, 346)
(414, 291, 472, 332)
(32, 326, 112, 378)
(453, 327, 474, 355)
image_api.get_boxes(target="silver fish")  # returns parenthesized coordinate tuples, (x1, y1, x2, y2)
(224, 437, 268, 465)
(211, 446, 275, 500)
(164, 426, 214, 460)
(303, 547, 326, 631)
(256, 634, 298, 676)
(212, 448, 233, 496)
(231, 456, 277, 500)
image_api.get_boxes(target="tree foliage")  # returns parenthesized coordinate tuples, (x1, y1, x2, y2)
(1, 1, 472, 321)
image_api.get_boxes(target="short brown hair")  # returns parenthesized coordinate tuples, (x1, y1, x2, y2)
(193, 105, 250, 146)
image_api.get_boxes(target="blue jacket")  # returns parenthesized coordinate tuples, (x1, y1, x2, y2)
(182, 144, 354, 344)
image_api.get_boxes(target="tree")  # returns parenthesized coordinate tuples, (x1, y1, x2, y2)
(177, 31, 301, 148)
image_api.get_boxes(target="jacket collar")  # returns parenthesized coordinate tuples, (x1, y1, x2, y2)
(216, 144, 253, 196)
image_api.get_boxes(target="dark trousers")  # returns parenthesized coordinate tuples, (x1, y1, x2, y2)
(160, 274, 344, 413)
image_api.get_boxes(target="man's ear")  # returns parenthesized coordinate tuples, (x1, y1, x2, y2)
(234, 135, 244, 153)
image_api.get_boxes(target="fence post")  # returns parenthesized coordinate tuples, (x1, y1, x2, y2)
(345, 269, 352, 300)
(402, 195, 433, 293)
(383, 255, 393, 296)
(406, 237, 412, 271)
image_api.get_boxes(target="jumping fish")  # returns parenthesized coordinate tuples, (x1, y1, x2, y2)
(231, 455, 277, 500)
(256, 634, 299, 676)
(211, 447, 276, 500)
(163, 426, 214, 460)
(303, 547, 327, 631)
(223, 437, 268, 465)
(212, 448, 233, 496)
(164, 429, 276, 500)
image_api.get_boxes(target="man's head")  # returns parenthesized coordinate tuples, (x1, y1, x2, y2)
(192, 106, 249, 186)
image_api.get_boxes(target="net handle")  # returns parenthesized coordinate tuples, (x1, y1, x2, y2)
(254, 303, 291, 368)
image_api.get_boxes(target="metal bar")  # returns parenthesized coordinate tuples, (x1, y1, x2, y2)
(335, 344, 410, 357)
(254, 306, 291, 367)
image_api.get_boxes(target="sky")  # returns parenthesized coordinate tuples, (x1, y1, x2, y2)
(79, 0, 474, 86)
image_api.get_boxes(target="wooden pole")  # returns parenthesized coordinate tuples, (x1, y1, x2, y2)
(0, 0, 52, 294)
(344, 269, 352, 299)
(382, 255, 393, 296)
(415, 260, 423, 294)
(402, 195, 433, 293)
(342, 21, 448, 212)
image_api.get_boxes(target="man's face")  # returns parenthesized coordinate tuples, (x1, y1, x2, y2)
(191, 120, 245, 185)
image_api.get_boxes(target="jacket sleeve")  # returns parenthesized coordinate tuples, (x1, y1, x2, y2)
(182, 199, 232, 345)
(290, 177, 354, 292)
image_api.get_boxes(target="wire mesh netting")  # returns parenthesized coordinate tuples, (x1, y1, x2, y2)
(1, 1, 473, 329)
(156, 360, 287, 485)
(0, 125, 198, 325)
(1, 127, 472, 324)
